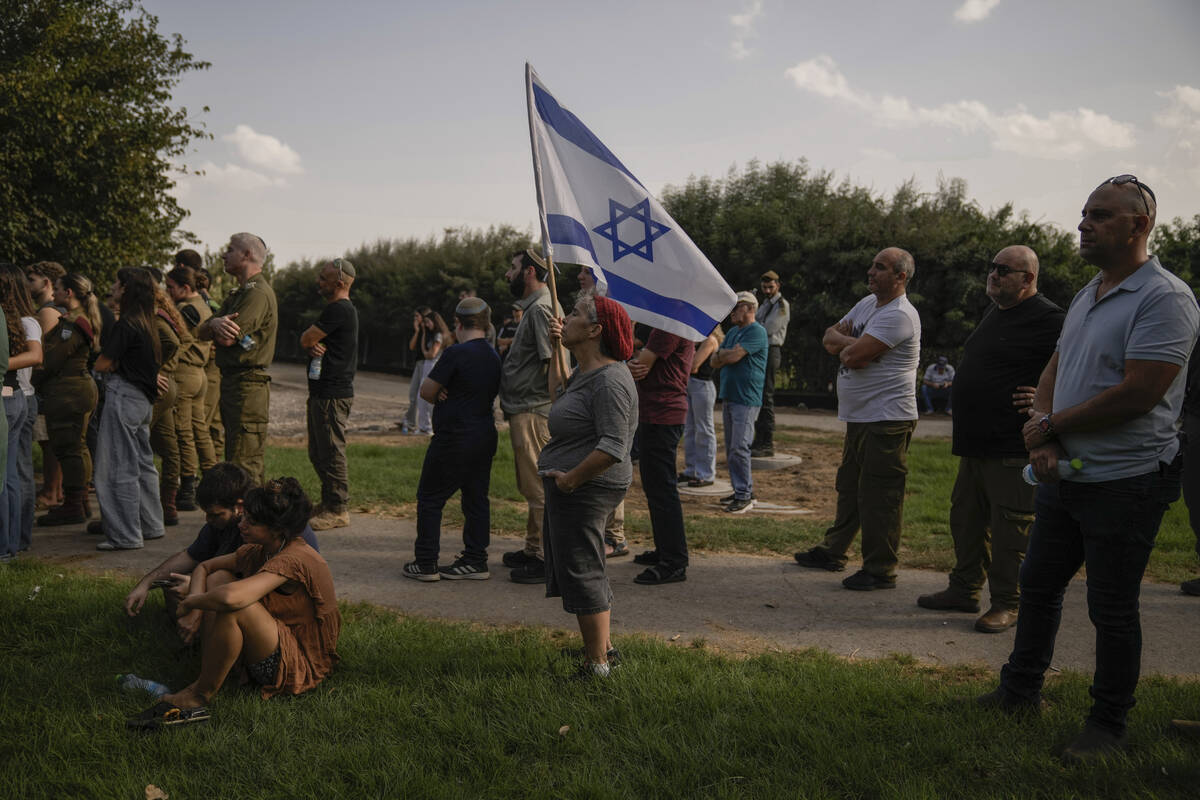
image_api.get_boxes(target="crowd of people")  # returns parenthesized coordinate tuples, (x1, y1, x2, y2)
(7, 176, 1200, 755)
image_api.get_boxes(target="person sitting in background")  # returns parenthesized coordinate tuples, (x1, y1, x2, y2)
(921, 356, 955, 414)
(127, 478, 340, 730)
(122, 462, 319, 642)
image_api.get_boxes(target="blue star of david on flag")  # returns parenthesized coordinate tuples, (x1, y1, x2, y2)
(591, 198, 671, 262)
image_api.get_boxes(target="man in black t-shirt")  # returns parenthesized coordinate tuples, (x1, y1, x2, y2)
(917, 245, 1065, 633)
(403, 297, 502, 581)
(300, 258, 359, 530)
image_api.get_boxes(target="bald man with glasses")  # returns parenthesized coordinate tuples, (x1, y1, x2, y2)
(979, 177, 1199, 763)
(917, 246, 1064, 634)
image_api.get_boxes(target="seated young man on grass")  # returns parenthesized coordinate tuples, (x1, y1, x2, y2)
(123, 462, 319, 643)
(127, 478, 340, 729)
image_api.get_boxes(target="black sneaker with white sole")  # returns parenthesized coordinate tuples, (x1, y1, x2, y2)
(720, 491, 756, 504)
(724, 496, 756, 514)
(402, 561, 440, 582)
(440, 555, 489, 580)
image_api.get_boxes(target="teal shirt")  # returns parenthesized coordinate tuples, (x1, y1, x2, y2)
(718, 322, 768, 407)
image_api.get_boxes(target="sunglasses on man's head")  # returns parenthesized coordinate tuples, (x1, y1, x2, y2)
(1101, 174, 1156, 216)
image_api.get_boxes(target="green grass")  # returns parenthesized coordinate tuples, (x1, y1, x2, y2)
(260, 430, 1200, 585)
(2, 560, 1198, 799)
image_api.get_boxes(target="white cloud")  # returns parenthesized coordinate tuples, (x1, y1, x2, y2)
(729, 0, 763, 61)
(196, 161, 287, 190)
(954, 0, 1001, 23)
(222, 124, 303, 175)
(1155, 85, 1200, 140)
(785, 55, 1135, 158)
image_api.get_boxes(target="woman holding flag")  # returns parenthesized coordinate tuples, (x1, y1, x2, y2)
(538, 294, 637, 678)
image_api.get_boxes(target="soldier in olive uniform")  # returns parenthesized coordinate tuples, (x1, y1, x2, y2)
(35, 273, 102, 526)
(149, 289, 184, 524)
(197, 233, 277, 486)
(166, 263, 215, 511)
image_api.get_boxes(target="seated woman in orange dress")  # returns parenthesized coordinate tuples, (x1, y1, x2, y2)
(128, 477, 340, 728)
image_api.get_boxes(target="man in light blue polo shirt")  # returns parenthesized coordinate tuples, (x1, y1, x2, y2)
(979, 176, 1200, 763)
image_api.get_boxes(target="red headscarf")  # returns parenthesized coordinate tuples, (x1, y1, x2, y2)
(593, 296, 633, 361)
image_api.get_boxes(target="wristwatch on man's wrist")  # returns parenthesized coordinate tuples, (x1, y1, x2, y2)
(1036, 413, 1056, 440)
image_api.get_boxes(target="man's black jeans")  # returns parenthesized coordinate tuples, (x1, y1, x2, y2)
(1000, 457, 1180, 735)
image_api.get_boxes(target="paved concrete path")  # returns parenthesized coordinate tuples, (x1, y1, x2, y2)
(29, 509, 1200, 676)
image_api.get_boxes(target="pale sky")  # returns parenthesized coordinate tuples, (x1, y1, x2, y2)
(145, 0, 1200, 268)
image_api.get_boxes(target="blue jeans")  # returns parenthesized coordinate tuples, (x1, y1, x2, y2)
(922, 385, 951, 413)
(1000, 461, 1180, 735)
(18, 393, 36, 550)
(723, 402, 759, 500)
(1, 392, 28, 558)
(95, 375, 163, 548)
(684, 378, 716, 481)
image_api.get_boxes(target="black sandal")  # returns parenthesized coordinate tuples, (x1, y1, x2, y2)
(126, 701, 211, 731)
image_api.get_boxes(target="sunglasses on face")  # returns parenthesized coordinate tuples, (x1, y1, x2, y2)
(1101, 174, 1156, 216)
(989, 263, 1029, 277)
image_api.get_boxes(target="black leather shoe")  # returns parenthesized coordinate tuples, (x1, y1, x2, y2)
(509, 559, 546, 584)
(1061, 723, 1127, 764)
(793, 547, 845, 572)
(633, 550, 660, 565)
(975, 686, 1047, 715)
(842, 570, 896, 591)
(916, 588, 979, 613)
(502, 549, 536, 568)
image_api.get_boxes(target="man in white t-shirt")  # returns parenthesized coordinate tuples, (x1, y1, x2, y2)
(793, 247, 921, 590)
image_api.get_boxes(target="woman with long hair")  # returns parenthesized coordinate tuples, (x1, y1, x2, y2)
(414, 310, 450, 434)
(93, 268, 164, 550)
(127, 477, 340, 729)
(33, 273, 101, 526)
(538, 294, 637, 679)
(165, 265, 215, 511)
(150, 277, 186, 525)
(0, 264, 42, 559)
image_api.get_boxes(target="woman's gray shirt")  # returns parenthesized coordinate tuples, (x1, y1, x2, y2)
(537, 361, 638, 490)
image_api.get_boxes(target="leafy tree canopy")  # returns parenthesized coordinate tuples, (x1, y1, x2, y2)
(0, 0, 209, 278)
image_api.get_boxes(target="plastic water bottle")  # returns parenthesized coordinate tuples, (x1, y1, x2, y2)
(238, 333, 255, 351)
(308, 356, 323, 380)
(117, 673, 170, 698)
(1022, 458, 1083, 486)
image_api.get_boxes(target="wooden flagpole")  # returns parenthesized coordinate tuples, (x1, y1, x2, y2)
(524, 63, 572, 389)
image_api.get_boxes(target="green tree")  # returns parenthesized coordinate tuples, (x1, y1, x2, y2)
(660, 161, 1093, 394)
(271, 226, 533, 371)
(0, 0, 209, 277)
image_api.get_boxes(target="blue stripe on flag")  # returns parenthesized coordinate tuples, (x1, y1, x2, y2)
(532, 82, 643, 188)
(547, 214, 599, 263)
(604, 272, 721, 337)
(547, 214, 719, 336)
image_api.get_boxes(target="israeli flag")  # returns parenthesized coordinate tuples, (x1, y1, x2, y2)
(526, 64, 736, 340)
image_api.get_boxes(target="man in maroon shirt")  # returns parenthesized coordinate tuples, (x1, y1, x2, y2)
(628, 328, 696, 584)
